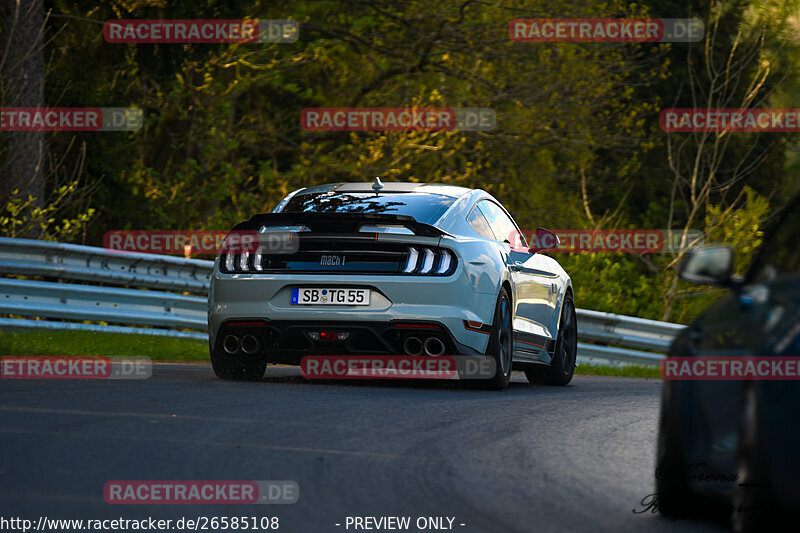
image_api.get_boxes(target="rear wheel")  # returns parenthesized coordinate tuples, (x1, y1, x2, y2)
(480, 288, 513, 390)
(210, 347, 266, 381)
(526, 294, 576, 386)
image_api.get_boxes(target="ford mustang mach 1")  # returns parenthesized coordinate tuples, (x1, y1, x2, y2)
(208, 180, 576, 390)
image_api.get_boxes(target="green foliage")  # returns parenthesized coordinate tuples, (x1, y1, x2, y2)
(561, 252, 666, 320)
(668, 186, 771, 324)
(3, 0, 798, 322)
(0, 185, 96, 240)
(42, 0, 667, 235)
(705, 186, 769, 273)
(558, 186, 771, 323)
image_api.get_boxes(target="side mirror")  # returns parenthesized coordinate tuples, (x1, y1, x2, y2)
(528, 227, 561, 253)
(679, 245, 735, 286)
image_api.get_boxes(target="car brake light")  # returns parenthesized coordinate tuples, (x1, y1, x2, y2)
(360, 224, 415, 235)
(309, 332, 350, 341)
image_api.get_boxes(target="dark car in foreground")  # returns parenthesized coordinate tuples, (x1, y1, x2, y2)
(656, 198, 800, 531)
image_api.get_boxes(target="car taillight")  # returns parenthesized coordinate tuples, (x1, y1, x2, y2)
(221, 247, 262, 273)
(253, 246, 263, 271)
(419, 249, 435, 274)
(403, 248, 420, 273)
(402, 246, 456, 275)
(436, 250, 453, 274)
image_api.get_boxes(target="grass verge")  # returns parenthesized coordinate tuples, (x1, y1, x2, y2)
(575, 363, 661, 378)
(0, 330, 207, 361)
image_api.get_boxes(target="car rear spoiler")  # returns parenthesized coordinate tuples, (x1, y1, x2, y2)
(233, 212, 450, 238)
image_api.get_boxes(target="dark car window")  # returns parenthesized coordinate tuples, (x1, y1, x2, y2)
(476, 200, 525, 245)
(750, 205, 800, 282)
(466, 206, 494, 239)
(280, 192, 456, 224)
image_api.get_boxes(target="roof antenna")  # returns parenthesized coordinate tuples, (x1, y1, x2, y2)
(372, 176, 384, 195)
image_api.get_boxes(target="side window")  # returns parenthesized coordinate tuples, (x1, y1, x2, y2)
(750, 207, 800, 282)
(477, 200, 525, 246)
(467, 206, 494, 239)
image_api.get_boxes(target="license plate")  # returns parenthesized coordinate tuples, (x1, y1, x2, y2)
(290, 288, 370, 305)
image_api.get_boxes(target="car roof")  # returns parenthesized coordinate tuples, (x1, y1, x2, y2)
(292, 182, 473, 199)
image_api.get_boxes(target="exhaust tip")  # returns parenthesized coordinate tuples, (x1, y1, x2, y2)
(424, 337, 446, 356)
(241, 334, 260, 354)
(403, 336, 424, 356)
(223, 334, 240, 354)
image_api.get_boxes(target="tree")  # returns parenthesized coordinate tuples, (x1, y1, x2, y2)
(660, 0, 798, 320)
(1, 0, 46, 224)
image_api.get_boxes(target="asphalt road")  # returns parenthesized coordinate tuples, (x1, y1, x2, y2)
(0, 364, 728, 533)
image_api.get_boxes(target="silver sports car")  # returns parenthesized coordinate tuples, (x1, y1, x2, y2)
(208, 179, 576, 389)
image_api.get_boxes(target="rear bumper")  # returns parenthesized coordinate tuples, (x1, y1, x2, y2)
(212, 319, 483, 364)
(208, 270, 498, 357)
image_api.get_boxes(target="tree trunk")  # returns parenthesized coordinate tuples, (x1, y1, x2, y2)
(1, 0, 46, 225)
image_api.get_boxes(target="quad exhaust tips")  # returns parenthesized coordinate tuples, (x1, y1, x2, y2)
(403, 336, 446, 356)
(241, 334, 260, 354)
(403, 336, 424, 356)
(222, 333, 260, 354)
(223, 334, 240, 354)
(424, 337, 446, 356)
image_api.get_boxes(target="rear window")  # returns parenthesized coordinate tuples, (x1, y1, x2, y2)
(280, 192, 456, 224)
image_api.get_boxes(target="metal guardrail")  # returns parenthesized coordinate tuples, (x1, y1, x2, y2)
(0, 236, 213, 341)
(577, 308, 685, 352)
(0, 237, 211, 292)
(576, 309, 686, 365)
(0, 318, 208, 341)
(0, 237, 685, 366)
(0, 278, 206, 330)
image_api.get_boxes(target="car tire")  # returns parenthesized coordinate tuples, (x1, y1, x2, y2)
(479, 287, 513, 390)
(655, 379, 703, 518)
(210, 348, 267, 381)
(525, 294, 576, 386)
(732, 384, 787, 532)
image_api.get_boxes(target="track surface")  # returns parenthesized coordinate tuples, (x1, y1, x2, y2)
(0, 364, 727, 533)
